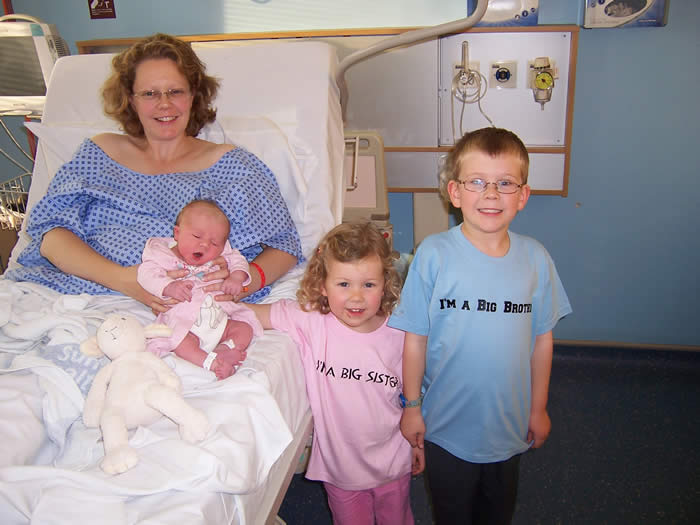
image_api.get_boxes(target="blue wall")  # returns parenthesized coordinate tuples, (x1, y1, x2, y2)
(3, 0, 698, 347)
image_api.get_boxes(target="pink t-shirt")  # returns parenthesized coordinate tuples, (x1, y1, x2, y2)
(270, 299, 411, 491)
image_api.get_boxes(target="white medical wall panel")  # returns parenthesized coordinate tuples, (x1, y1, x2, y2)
(438, 31, 572, 146)
(198, 35, 438, 148)
(385, 151, 443, 189)
(386, 151, 566, 193)
(528, 153, 566, 191)
(332, 37, 438, 147)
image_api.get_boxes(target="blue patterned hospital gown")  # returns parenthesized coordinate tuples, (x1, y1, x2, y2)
(6, 139, 302, 302)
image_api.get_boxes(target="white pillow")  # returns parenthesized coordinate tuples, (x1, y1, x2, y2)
(198, 116, 313, 256)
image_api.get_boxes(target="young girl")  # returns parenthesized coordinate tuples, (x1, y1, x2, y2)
(246, 222, 423, 525)
(138, 199, 262, 380)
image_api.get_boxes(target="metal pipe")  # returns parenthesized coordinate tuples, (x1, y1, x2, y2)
(335, 0, 489, 118)
(0, 13, 43, 23)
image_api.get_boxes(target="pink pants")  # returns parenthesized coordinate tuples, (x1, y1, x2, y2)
(323, 473, 414, 525)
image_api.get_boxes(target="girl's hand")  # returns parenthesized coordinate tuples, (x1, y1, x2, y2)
(400, 408, 426, 449)
(411, 447, 425, 475)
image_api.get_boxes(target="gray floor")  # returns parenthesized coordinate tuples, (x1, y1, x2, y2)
(278, 345, 700, 524)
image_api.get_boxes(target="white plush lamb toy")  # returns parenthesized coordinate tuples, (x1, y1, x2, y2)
(81, 314, 210, 475)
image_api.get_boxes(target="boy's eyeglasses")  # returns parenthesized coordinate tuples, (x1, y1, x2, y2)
(132, 88, 190, 102)
(456, 178, 523, 194)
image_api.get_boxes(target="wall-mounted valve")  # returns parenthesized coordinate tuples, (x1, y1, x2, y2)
(529, 56, 556, 110)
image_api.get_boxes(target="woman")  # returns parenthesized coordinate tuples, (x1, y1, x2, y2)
(6, 33, 302, 312)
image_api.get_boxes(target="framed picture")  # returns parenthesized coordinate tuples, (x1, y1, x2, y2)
(88, 0, 117, 20)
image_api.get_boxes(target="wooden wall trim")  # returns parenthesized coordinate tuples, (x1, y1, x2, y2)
(77, 25, 580, 54)
(561, 28, 579, 198)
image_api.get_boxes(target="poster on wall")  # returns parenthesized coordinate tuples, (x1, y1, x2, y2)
(583, 0, 669, 28)
(88, 0, 117, 20)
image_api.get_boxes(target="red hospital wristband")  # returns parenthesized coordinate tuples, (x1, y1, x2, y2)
(250, 262, 266, 289)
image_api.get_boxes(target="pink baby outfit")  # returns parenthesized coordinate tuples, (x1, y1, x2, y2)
(138, 237, 263, 356)
(270, 299, 411, 491)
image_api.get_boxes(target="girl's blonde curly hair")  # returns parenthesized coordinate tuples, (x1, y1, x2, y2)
(297, 222, 401, 316)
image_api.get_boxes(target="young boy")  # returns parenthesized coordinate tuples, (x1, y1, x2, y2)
(388, 128, 572, 524)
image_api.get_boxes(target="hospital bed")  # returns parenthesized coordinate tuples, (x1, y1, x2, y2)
(0, 40, 344, 525)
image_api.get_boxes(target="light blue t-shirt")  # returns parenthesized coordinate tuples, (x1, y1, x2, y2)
(388, 225, 572, 463)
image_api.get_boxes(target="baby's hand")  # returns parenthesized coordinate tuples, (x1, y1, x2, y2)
(162, 280, 194, 302)
(220, 270, 247, 297)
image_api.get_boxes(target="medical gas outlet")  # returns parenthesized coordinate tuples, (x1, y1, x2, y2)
(489, 61, 517, 89)
(529, 57, 556, 110)
(453, 60, 481, 101)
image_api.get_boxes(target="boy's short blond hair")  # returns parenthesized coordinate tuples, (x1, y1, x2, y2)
(439, 128, 529, 202)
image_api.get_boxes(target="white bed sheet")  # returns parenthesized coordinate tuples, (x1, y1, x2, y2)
(0, 40, 344, 525)
(0, 281, 312, 523)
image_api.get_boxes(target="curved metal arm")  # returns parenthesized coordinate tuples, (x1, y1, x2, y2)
(335, 0, 489, 119)
(0, 13, 45, 24)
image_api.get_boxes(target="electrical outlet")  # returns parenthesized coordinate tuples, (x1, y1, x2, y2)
(490, 61, 517, 89)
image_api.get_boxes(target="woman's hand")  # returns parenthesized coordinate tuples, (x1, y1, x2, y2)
(122, 265, 180, 314)
(40, 229, 181, 314)
(165, 267, 189, 280)
(201, 256, 234, 301)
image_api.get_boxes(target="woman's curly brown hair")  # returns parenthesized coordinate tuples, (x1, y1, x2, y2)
(297, 222, 401, 316)
(102, 33, 219, 138)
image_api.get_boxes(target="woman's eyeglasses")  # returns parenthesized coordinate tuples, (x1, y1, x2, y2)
(132, 88, 190, 102)
(456, 178, 523, 194)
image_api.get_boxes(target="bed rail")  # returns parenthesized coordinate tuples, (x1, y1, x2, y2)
(0, 173, 30, 231)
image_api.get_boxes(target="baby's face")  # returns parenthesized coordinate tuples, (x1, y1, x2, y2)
(173, 208, 229, 266)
